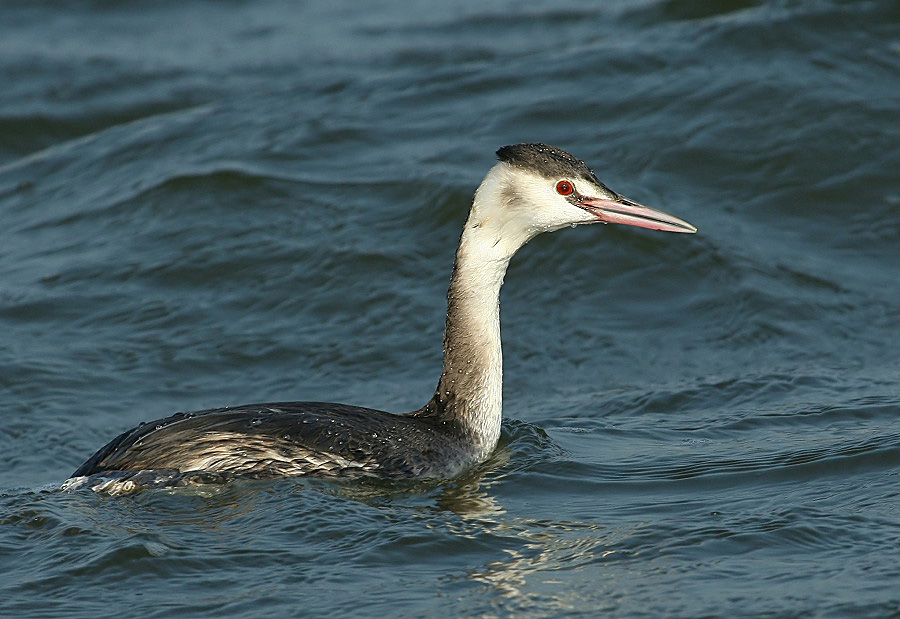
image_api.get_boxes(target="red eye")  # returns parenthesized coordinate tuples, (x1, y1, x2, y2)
(556, 180, 574, 196)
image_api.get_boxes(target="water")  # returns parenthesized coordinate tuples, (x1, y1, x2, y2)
(0, 0, 897, 617)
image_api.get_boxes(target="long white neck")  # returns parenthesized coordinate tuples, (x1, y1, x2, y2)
(416, 165, 538, 458)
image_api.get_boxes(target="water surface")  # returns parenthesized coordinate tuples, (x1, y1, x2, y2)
(0, 1, 897, 617)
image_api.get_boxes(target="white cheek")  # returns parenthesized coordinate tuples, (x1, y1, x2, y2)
(471, 166, 597, 241)
(532, 186, 594, 230)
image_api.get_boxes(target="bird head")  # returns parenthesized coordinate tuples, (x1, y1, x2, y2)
(467, 143, 696, 258)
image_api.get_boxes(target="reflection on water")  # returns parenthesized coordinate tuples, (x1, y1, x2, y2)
(467, 518, 619, 609)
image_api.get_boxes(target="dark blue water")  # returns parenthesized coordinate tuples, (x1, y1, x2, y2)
(1, 1, 897, 617)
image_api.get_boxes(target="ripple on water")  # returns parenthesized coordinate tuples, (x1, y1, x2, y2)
(0, 0, 897, 617)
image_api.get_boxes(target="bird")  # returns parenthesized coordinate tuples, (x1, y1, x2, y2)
(66, 143, 696, 491)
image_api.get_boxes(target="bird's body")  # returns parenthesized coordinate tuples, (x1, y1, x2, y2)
(67, 143, 696, 491)
(71, 402, 475, 480)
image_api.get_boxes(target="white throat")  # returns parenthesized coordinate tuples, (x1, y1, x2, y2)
(420, 164, 543, 457)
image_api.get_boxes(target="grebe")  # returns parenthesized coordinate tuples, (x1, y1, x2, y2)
(67, 144, 696, 489)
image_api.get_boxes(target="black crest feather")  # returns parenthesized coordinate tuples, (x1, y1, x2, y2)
(496, 143, 604, 186)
